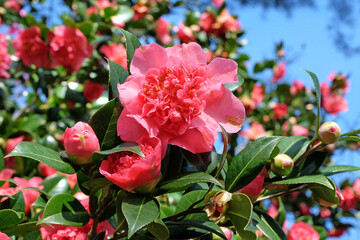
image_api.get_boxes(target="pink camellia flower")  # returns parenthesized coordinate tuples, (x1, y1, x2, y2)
(0, 231, 10, 240)
(271, 62, 286, 83)
(352, 179, 360, 197)
(5, 135, 32, 168)
(273, 103, 288, 119)
(155, 17, 172, 45)
(340, 186, 357, 211)
(117, 42, 245, 154)
(319, 207, 331, 218)
(175, 22, 196, 43)
(212, 0, 224, 8)
(12, 26, 51, 68)
(220, 227, 233, 240)
(0, 34, 11, 79)
(267, 204, 278, 218)
(199, 12, 216, 35)
(14, 176, 43, 214)
(327, 228, 347, 238)
(236, 171, 265, 199)
(0, 168, 15, 190)
(292, 125, 309, 137)
(240, 122, 267, 140)
(86, 0, 116, 16)
(299, 202, 311, 215)
(38, 162, 78, 189)
(99, 43, 127, 70)
(4, 0, 23, 12)
(49, 26, 93, 72)
(251, 84, 265, 106)
(83, 81, 105, 102)
(100, 136, 162, 193)
(321, 92, 348, 116)
(63, 122, 100, 165)
(290, 80, 304, 95)
(40, 194, 114, 239)
(131, 3, 149, 21)
(288, 221, 320, 240)
(211, 9, 241, 37)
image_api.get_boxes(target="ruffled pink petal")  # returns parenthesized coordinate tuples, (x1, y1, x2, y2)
(118, 75, 144, 114)
(166, 42, 207, 66)
(205, 87, 245, 133)
(207, 57, 238, 85)
(117, 109, 148, 141)
(130, 43, 168, 75)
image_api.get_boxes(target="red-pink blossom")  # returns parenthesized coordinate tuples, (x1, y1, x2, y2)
(236, 171, 265, 198)
(340, 186, 357, 211)
(13, 176, 43, 214)
(273, 103, 288, 119)
(327, 228, 347, 238)
(117, 42, 245, 154)
(240, 122, 267, 140)
(220, 227, 233, 240)
(131, 3, 149, 21)
(319, 208, 331, 218)
(199, 12, 216, 34)
(352, 179, 360, 197)
(49, 26, 93, 72)
(100, 136, 162, 193)
(99, 43, 127, 70)
(251, 84, 265, 106)
(86, 0, 116, 16)
(13, 26, 51, 68)
(212, 0, 224, 8)
(216, 9, 241, 35)
(4, 0, 23, 12)
(83, 81, 105, 102)
(0, 34, 11, 79)
(267, 205, 278, 218)
(292, 125, 309, 137)
(299, 202, 311, 215)
(5, 135, 32, 168)
(290, 80, 304, 95)
(155, 17, 172, 45)
(271, 62, 286, 83)
(321, 92, 348, 116)
(0, 231, 10, 240)
(175, 22, 196, 43)
(288, 222, 319, 240)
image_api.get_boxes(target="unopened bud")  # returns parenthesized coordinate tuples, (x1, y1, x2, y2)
(204, 191, 232, 220)
(270, 154, 294, 176)
(318, 122, 341, 144)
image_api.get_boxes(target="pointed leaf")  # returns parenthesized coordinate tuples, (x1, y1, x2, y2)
(1, 221, 40, 236)
(0, 209, 23, 229)
(227, 193, 257, 240)
(122, 195, 159, 238)
(277, 136, 309, 159)
(341, 129, 360, 137)
(322, 165, 360, 176)
(118, 28, 142, 71)
(311, 177, 339, 204)
(175, 190, 207, 220)
(253, 209, 287, 240)
(273, 175, 333, 189)
(107, 59, 129, 100)
(338, 136, 360, 142)
(5, 142, 75, 174)
(40, 193, 90, 226)
(115, 190, 127, 232)
(147, 218, 170, 240)
(225, 136, 284, 192)
(0, 191, 25, 213)
(42, 174, 69, 197)
(94, 142, 144, 157)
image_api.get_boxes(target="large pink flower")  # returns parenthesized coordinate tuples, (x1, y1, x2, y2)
(288, 221, 319, 240)
(0, 34, 11, 79)
(100, 43, 127, 70)
(117, 43, 245, 154)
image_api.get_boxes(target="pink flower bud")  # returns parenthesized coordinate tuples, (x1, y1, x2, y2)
(220, 227, 233, 240)
(63, 122, 99, 165)
(318, 121, 341, 144)
(270, 154, 294, 176)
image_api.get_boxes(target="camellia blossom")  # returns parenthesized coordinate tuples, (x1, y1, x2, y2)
(14, 177, 43, 214)
(0, 34, 11, 79)
(251, 84, 265, 106)
(100, 136, 162, 193)
(288, 221, 319, 240)
(271, 62, 286, 83)
(49, 26, 93, 72)
(321, 92, 348, 116)
(236, 170, 265, 199)
(240, 122, 267, 140)
(86, 0, 116, 16)
(117, 42, 245, 154)
(13, 26, 51, 68)
(155, 17, 172, 45)
(5, 135, 32, 168)
(100, 43, 127, 70)
(290, 80, 304, 95)
(273, 103, 288, 119)
(0, 231, 10, 240)
(83, 81, 105, 102)
(175, 22, 196, 43)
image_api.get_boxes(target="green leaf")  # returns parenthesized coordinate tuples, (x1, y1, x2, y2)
(42, 174, 69, 197)
(225, 136, 284, 192)
(0, 209, 23, 229)
(40, 193, 90, 226)
(0, 191, 25, 213)
(273, 175, 333, 190)
(298, 151, 327, 176)
(94, 231, 106, 240)
(95, 142, 144, 157)
(5, 142, 75, 174)
(322, 165, 360, 176)
(1, 221, 40, 236)
(224, 73, 244, 91)
(311, 177, 339, 204)
(341, 129, 360, 137)
(167, 220, 227, 240)
(107, 59, 129, 100)
(0, 149, 4, 171)
(115, 191, 127, 233)
(77, 20, 95, 36)
(82, 178, 113, 193)
(113, 5, 134, 23)
(175, 190, 207, 220)
(147, 218, 170, 240)
(227, 193, 256, 240)
(277, 136, 309, 159)
(122, 195, 159, 238)
(253, 209, 287, 240)
(88, 98, 121, 150)
(338, 136, 360, 142)
(159, 172, 221, 193)
(118, 28, 142, 72)
(303, 70, 321, 144)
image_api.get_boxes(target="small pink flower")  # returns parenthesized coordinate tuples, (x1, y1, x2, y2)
(5, 135, 32, 168)
(327, 228, 347, 238)
(86, 0, 116, 16)
(83, 81, 105, 102)
(352, 179, 360, 197)
(175, 22, 196, 43)
(273, 103, 288, 119)
(199, 12, 216, 35)
(267, 205, 278, 218)
(4, 0, 23, 12)
(299, 202, 311, 215)
(14, 176, 43, 214)
(13, 26, 51, 68)
(0, 34, 11, 79)
(220, 227, 233, 240)
(240, 122, 267, 140)
(271, 62, 286, 83)
(292, 125, 309, 137)
(111, 15, 125, 28)
(251, 84, 265, 106)
(49, 26, 93, 72)
(321, 92, 348, 116)
(319, 208, 331, 218)
(288, 222, 319, 240)
(290, 80, 304, 95)
(215, 9, 241, 36)
(212, 0, 224, 8)
(63, 122, 100, 165)
(117, 42, 245, 154)
(100, 43, 127, 70)
(155, 17, 172, 45)
(131, 3, 149, 21)
(341, 187, 357, 211)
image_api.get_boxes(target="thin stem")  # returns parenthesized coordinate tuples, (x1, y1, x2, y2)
(162, 205, 207, 222)
(255, 184, 306, 203)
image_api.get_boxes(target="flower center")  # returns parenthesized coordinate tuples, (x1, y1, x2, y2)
(141, 64, 208, 135)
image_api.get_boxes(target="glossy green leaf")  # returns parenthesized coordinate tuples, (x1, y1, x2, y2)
(227, 193, 256, 240)
(122, 195, 159, 238)
(167, 220, 227, 240)
(273, 175, 333, 189)
(113, 5, 134, 23)
(42, 174, 69, 197)
(311, 177, 339, 204)
(94, 231, 106, 240)
(5, 142, 75, 174)
(253, 209, 287, 240)
(88, 98, 121, 150)
(303, 70, 321, 144)
(1, 221, 40, 236)
(159, 172, 221, 193)
(40, 193, 90, 226)
(82, 178, 113, 193)
(147, 218, 170, 240)
(338, 136, 360, 142)
(107, 59, 129, 100)
(298, 151, 327, 176)
(277, 136, 309, 159)
(95, 142, 144, 157)
(0, 191, 25, 213)
(115, 191, 127, 233)
(341, 129, 360, 137)
(175, 190, 207, 220)
(225, 136, 284, 192)
(322, 165, 360, 176)
(224, 73, 244, 91)
(161, 145, 184, 181)
(118, 28, 142, 72)
(0, 209, 23, 229)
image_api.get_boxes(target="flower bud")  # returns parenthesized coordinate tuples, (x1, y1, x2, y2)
(63, 122, 99, 165)
(213, 227, 233, 240)
(270, 154, 293, 176)
(204, 191, 232, 220)
(318, 121, 341, 144)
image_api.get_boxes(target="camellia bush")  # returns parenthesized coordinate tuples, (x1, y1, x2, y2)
(0, 0, 360, 239)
